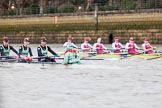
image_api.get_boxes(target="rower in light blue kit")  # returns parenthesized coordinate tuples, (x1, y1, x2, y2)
(37, 37, 59, 62)
(0, 37, 19, 59)
(63, 35, 80, 65)
(63, 35, 78, 49)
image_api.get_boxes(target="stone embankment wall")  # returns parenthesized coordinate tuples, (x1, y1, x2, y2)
(0, 29, 162, 44)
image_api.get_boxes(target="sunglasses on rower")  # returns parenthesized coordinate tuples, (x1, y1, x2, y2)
(3, 39, 9, 43)
(24, 40, 30, 42)
(41, 39, 47, 42)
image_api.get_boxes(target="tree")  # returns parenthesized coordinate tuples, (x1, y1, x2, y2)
(86, 0, 93, 12)
(108, 0, 112, 6)
(39, 0, 48, 14)
(0, 0, 10, 9)
(71, 0, 86, 5)
(93, 0, 108, 4)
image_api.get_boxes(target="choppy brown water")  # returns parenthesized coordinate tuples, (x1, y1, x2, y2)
(0, 44, 162, 108)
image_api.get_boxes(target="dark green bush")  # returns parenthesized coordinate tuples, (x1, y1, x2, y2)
(8, 9, 17, 15)
(145, 0, 151, 9)
(58, 4, 75, 13)
(99, 4, 118, 11)
(120, 0, 137, 10)
(72, 0, 86, 5)
(2, 9, 17, 16)
(31, 4, 40, 14)
(23, 8, 31, 15)
(23, 4, 40, 15)
(43, 6, 58, 14)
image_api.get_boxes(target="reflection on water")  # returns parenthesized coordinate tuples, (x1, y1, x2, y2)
(0, 44, 162, 108)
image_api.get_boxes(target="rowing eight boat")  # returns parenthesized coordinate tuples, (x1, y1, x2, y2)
(0, 52, 162, 65)
(77, 52, 162, 60)
(91, 53, 162, 60)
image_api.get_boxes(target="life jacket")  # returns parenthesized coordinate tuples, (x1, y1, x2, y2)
(65, 43, 76, 50)
(114, 43, 121, 53)
(2, 45, 10, 56)
(64, 49, 77, 54)
(21, 46, 29, 57)
(39, 45, 48, 56)
(96, 44, 104, 54)
(63, 50, 80, 65)
(128, 43, 139, 54)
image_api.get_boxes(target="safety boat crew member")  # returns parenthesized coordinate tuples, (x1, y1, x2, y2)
(63, 44, 80, 65)
(63, 35, 78, 49)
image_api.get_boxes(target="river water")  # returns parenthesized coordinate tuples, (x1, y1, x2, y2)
(0, 44, 162, 108)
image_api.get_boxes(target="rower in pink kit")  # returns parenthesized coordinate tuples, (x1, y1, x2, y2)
(142, 37, 155, 54)
(81, 37, 93, 52)
(112, 36, 124, 53)
(125, 37, 140, 54)
(93, 37, 107, 54)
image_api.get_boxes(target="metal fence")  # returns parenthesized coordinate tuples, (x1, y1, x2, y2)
(0, 0, 162, 34)
(0, 0, 162, 16)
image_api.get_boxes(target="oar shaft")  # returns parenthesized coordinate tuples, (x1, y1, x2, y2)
(0, 56, 17, 58)
(0, 58, 17, 62)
